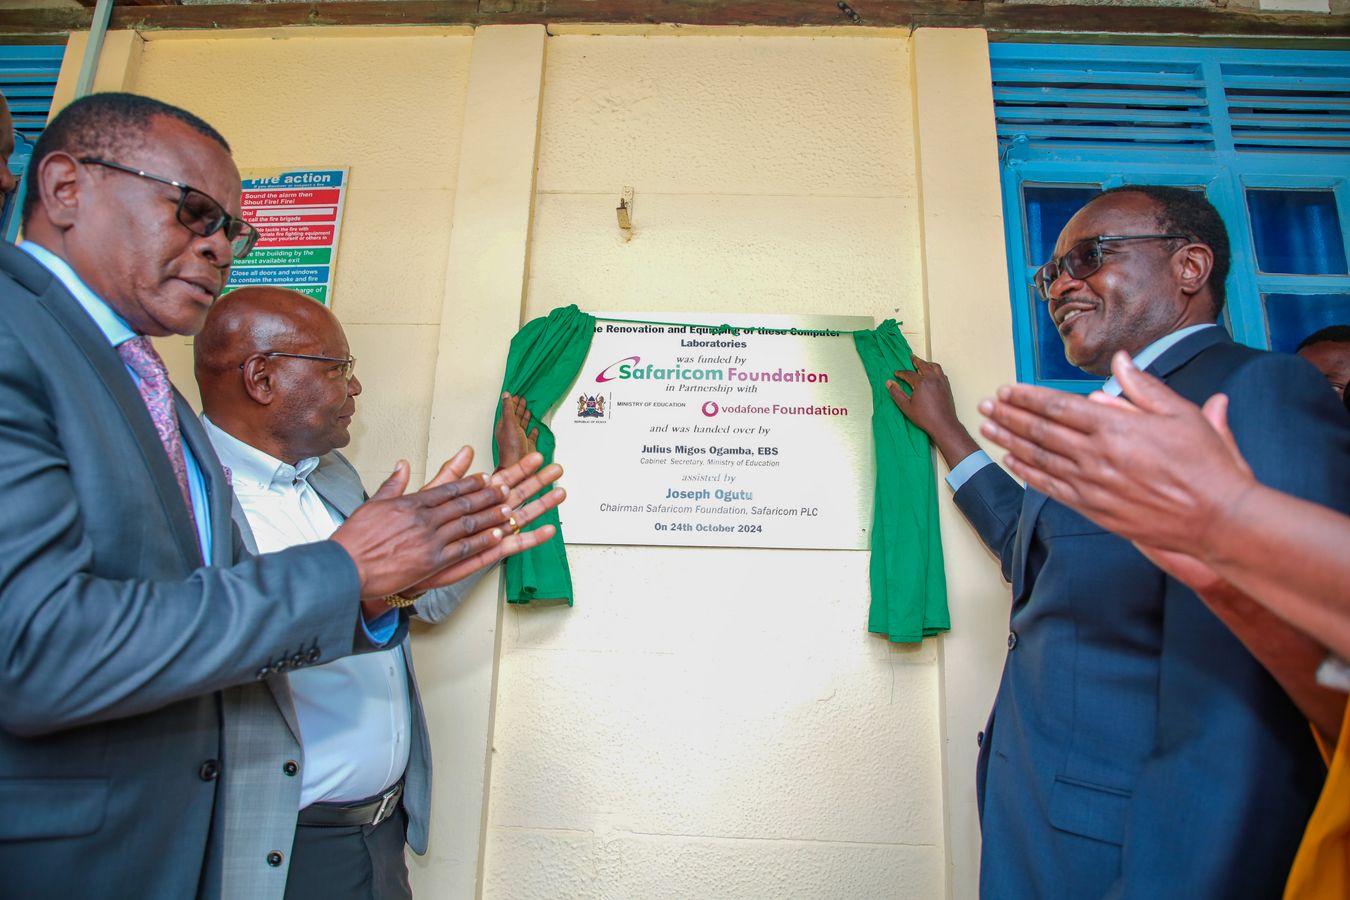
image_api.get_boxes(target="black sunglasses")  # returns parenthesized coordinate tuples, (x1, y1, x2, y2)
(1034, 233, 1191, 301)
(242, 351, 357, 381)
(80, 157, 261, 260)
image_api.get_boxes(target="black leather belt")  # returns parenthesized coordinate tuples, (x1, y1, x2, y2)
(297, 781, 403, 828)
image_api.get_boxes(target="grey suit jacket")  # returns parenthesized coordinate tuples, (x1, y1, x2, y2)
(219, 449, 473, 900)
(0, 242, 402, 900)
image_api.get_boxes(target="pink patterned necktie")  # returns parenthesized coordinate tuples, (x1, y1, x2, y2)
(117, 336, 197, 525)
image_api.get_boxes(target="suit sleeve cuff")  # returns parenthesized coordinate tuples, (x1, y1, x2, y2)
(361, 608, 400, 646)
(945, 450, 994, 492)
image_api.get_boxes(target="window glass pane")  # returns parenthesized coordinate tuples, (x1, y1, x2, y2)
(1023, 185, 1101, 265)
(1263, 293, 1350, 353)
(1246, 189, 1348, 275)
(1030, 288, 1098, 382)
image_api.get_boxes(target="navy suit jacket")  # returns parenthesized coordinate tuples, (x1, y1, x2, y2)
(0, 243, 405, 899)
(956, 327, 1350, 899)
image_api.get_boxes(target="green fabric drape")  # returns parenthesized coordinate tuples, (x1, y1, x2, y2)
(853, 321, 950, 642)
(493, 305, 596, 605)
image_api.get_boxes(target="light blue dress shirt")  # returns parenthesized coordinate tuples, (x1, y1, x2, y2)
(945, 323, 1220, 492)
(19, 240, 213, 559)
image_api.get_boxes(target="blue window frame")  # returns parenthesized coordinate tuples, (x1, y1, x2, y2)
(0, 44, 66, 242)
(991, 44, 1350, 390)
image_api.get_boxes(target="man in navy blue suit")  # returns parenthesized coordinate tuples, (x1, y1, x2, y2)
(889, 185, 1350, 899)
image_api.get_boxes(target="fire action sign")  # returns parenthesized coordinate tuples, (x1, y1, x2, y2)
(225, 167, 349, 306)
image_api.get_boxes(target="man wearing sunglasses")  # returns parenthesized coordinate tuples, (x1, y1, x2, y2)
(888, 185, 1348, 898)
(0, 92, 563, 898)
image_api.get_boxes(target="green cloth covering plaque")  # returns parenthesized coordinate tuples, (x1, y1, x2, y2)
(493, 306, 949, 642)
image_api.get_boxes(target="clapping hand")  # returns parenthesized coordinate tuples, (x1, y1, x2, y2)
(333, 447, 565, 613)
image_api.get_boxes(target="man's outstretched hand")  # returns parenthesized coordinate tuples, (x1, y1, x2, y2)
(495, 392, 539, 470)
(886, 354, 981, 468)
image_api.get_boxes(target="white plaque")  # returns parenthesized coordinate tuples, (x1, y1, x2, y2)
(551, 312, 876, 550)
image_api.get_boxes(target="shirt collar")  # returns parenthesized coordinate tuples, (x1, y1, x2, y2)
(201, 414, 320, 492)
(19, 240, 137, 348)
(1101, 323, 1219, 396)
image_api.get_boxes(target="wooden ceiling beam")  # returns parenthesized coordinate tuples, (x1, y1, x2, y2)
(73, 0, 181, 9)
(0, 0, 1344, 42)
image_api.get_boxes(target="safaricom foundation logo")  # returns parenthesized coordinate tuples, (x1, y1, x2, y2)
(595, 356, 724, 383)
(595, 355, 829, 384)
(596, 356, 641, 382)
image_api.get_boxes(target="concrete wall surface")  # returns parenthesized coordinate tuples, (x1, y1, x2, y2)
(484, 33, 946, 900)
(46, 23, 1019, 900)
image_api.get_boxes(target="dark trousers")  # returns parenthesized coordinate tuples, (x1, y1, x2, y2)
(283, 803, 412, 900)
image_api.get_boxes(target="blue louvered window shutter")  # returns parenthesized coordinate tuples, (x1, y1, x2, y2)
(0, 44, 66, 242)
(991, 44, 1350, 389)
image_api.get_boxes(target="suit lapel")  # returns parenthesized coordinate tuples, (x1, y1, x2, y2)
(1013, 488, 1050, 597)
(31, 268, 202, 569)
(1021, 489, 1051, 538)
(266, 676, 304, 746)
(215, 469, 305, 744)
(1145, 324, 1230, 382)
(309, 454, 367, 519)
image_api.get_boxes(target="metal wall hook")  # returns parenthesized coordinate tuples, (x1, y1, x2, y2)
(617, 186, 634, 240)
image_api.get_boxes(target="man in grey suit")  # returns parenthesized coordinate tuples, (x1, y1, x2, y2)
(0, 92, 561, 899)
(193, 286, 542, 899)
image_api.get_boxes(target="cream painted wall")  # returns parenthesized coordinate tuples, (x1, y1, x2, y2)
(483, 34, 948, 900)
(910, 29, 1019, 900)
(47, 23, 1017, 899)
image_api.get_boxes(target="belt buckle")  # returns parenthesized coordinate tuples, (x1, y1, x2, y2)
(371, 785, 400, 826)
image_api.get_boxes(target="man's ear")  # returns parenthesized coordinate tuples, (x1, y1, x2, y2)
(34, 152, 83, 229)
(240, 355, 276, 406)
(1175, 242, 1215, 298)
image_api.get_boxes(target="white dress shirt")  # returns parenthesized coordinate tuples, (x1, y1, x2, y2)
(203, 416, 412, 807)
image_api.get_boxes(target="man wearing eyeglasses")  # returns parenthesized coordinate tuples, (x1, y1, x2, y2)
(888, 185, 1347, 898)
(193, 286, 542, 900)
(0, 92, 563, 899)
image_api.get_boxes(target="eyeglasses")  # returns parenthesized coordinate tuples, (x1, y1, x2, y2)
(79, 157, 261, 260)
(1034, 234, 1191, 301)
(243, 351, 357, 381)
